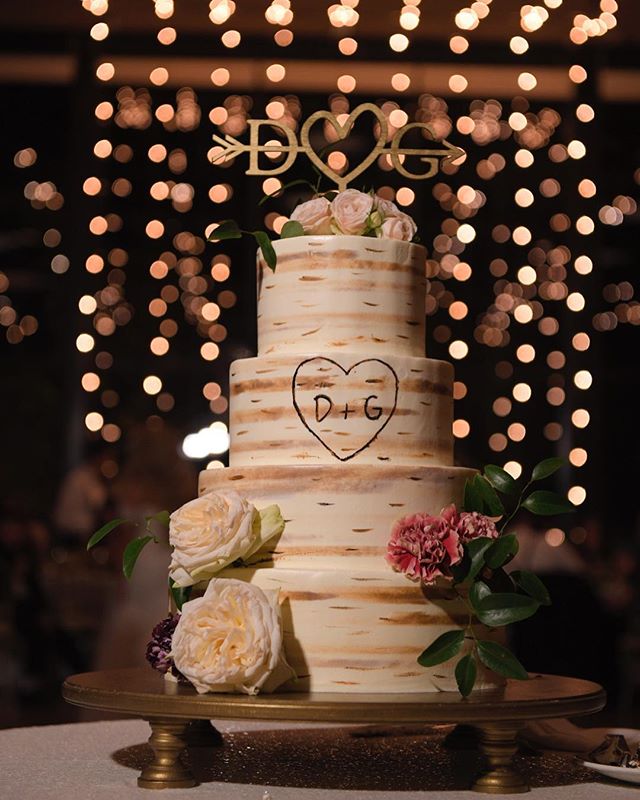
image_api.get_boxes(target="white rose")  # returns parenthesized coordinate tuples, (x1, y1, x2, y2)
(168, 491, 284, 587)
(289, 197, 333, 234)
(171, 578, 294, 694)
(330, 189, 374, 235)
(377, 212, 417, 242)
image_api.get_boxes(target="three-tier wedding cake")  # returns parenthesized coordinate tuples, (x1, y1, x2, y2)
(193, 232, 487, 693)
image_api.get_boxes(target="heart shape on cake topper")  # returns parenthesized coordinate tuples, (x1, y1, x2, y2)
(299, 103, 388, 192)
(292, 357, 399, 462)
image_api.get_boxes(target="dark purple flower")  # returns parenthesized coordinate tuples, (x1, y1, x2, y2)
(146, 613, 180, 675)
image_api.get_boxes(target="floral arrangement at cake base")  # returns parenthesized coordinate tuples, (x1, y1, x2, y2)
(386, 457, 574, 697)
(88, 490, 294, 696)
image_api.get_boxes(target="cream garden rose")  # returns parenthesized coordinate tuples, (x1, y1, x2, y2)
(285, 190, 417, 242)
(168, 491, 284, 587)
(373, 195, 402, 220)
(378, 212, 417, 242)
(171, 578, 294, 694)
(289, 196, 333, 234)
(330, 188, 374, 235)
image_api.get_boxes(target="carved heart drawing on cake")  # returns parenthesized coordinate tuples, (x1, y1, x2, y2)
(292, 357, 399, 461)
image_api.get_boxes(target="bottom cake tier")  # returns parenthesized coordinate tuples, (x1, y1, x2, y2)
(220, 565, 503, 693)
(197, 463, 501, 693)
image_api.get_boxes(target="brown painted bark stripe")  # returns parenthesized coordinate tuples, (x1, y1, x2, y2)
(281, 587, 458, 603)
(231, 376, 450, 396)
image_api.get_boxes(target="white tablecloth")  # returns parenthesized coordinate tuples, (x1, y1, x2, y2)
(0, 718, 634, 799)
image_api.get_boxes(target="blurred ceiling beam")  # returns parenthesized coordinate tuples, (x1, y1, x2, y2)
(0, 54, 639, 102)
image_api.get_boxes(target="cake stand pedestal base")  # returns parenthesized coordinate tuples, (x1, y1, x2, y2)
(62, 668, 605, 794)
(473, 723, 527, 794)
(138, 718, 196, 790)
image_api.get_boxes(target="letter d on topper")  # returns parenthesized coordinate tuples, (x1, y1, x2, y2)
(247, 119, 298, 176)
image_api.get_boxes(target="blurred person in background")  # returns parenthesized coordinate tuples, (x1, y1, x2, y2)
(53, 441, 114, 550)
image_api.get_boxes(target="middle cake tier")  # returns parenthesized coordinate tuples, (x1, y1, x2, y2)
(199, 463, 475, 571)
(229, 353, 453, 467)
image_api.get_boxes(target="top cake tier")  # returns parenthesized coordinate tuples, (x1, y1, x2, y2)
(257, 236, 427, 358)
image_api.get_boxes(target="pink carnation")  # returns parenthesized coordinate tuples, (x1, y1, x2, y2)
(438, 504, 499, 544)
(385, 512, 462, 584)
(455, 510, 499, 544)
(386, 505, 500, 584)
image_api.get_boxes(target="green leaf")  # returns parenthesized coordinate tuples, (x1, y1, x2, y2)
(452, 537, 492, 584)
(207, 219, 242, 241)
(485, 533, 519, 569)
(323, 190, 338, 201)
(484, 465, 518, 496)
(469, 580, 491, 612)
(466, 536, 496, 582)
(417, 630, 465, 667)
(531, 457, 565, 482)
(512, 570, 551, 606)
(455, 653, 477, 697)
(485, 566, 516, 594)
(473, 475, 505, 517)
(145, 510, 170, 529)
(477, 640, 528, 680)
(253, 230, 277, 271)
(258, 178, 316, 206)
(463, 477, 483, 513)
(522, 490, 575, 516)
(474, 593, 540, 628)
(87, 518, 128, 550)
(169, 578, 192, 612)
(123, 535, 156, 580)
(280, 220, 305, 239)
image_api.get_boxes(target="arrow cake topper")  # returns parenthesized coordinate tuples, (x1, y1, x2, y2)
(211, 102, 465, 191)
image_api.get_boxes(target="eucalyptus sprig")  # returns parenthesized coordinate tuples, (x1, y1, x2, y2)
(418, 457, 574, 697)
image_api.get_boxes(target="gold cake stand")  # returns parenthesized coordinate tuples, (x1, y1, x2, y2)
(62, 668, 605, 794)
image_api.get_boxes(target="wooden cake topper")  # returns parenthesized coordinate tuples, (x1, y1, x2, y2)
(211, 102, 465, 191)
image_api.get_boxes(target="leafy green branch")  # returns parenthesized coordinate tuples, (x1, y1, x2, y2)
(207, 221, 278, 271)
(463, 457, 573, 528)
(87, 510, 170, 582)
(87, 510, 193, 612)
(418, 457, 574, 696)
(211, 174, 336, 271)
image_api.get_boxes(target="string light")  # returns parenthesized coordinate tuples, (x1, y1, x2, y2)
(327, 3, 358, 28)
(209, 0, 236, 25)
(69, 0, 640, 510)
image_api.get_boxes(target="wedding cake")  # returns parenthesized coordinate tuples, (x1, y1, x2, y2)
(185, 210, 498, 693)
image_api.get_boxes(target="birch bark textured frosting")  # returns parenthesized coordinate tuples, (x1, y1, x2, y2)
(257, 236, 426, 357)
(229, 354, 453, 466)
(188, 231, 495, 693)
